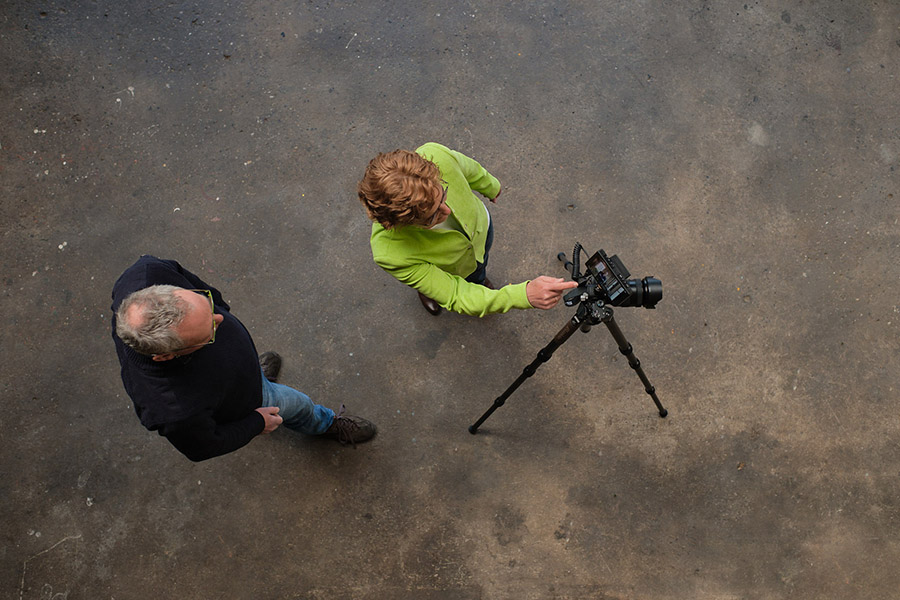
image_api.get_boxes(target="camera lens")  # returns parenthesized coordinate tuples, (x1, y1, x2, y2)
(624, 277, 663, 309)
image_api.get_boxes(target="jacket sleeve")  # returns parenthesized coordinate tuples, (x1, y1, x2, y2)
(386, 259, 532, 317)
(160, 410, 265, 462)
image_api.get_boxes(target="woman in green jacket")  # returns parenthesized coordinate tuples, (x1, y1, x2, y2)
(358, 142, 576, 317)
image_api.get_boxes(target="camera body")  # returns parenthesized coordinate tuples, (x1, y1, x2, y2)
(563, 248, 662, 309)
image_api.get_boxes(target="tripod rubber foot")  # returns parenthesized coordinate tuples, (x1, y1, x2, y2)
(468, 425, 479, 434)
(659, 409, 668, 418)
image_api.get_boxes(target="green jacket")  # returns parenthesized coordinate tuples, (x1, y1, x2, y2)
(369, 142, 532, 317)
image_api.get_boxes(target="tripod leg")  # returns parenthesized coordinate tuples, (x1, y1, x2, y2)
(602, 312, 668, 417)
(469, 315, 583, 433)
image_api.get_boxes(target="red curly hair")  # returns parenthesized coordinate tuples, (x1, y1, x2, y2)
(357, 150, 443, 229)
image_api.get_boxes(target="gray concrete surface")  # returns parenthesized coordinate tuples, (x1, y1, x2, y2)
(2, 1, 899, 598)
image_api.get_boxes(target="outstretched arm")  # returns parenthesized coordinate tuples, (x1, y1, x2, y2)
(387, 261, 533, 317)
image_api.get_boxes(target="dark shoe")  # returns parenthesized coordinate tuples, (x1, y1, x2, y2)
(259, 351, 282, 382)
(324, 404, 376, 446)
(417, 291, 442, 316)
(483, 278, 496, 290)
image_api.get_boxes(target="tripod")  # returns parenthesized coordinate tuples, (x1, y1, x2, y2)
(468, 252, 667, 434)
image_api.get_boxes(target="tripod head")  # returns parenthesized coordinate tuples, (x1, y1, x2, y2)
(558, 243, 662, 310)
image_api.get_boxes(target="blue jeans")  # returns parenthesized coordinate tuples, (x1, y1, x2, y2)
(260, 369, 335, 435)
(465, 217, 494, 285)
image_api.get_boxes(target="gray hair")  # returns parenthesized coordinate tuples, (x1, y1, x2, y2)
(115, 285, 188, 355)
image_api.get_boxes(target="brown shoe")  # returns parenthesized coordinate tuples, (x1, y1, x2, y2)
(324, 404, 377, 446)
(259, 351, 282, 382)
(417, 291, 441, 315)
(483, 278, 496, 290)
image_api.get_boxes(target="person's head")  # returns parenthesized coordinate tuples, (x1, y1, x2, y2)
(115, 285, 224, 361)
(357, 150, 450, 229)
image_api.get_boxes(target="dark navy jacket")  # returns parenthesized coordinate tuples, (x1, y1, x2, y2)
(111, 256, 264, 461)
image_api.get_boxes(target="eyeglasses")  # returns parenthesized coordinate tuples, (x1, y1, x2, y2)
(170, 289, 217, 352)
(425, 180, 449, 227)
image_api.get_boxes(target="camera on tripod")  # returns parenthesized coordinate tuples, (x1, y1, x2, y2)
(468, 242, 668, 434)
(561, 244, 662, 309)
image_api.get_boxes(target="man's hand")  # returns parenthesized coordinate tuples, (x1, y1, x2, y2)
(256, 406, 283, 434)
(526, 276, 579, 309)
(490, 188, 502, 203)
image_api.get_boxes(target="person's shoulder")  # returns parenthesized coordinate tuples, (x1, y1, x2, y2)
(416, 142, 454, 162)
(141, 256, 186, 279)
(117, 255, 179, 282)
(370, 222, 405, 249)
(112, 256, 190, 305)
(370, 224, 429, 267)
(126, 254, 174, 269)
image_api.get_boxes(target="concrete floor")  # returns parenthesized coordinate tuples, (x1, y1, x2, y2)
(2, 1, 899, 598)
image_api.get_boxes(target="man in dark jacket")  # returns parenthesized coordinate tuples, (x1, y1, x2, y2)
(111, 255, 375, 461)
